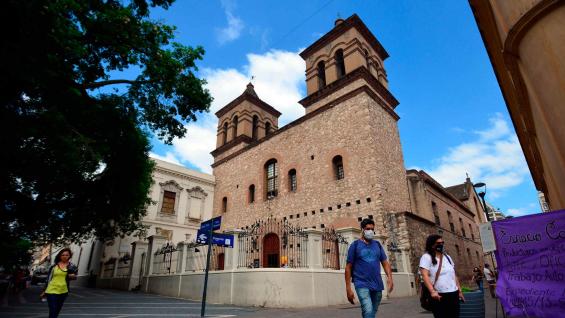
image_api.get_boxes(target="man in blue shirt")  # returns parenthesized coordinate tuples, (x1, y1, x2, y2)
(345, 218, 394, 318)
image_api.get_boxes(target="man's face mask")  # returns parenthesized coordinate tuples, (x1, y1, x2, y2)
(363, 229, 375, 240)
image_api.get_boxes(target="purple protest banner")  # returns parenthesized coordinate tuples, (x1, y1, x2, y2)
(492, 209, 565, 318)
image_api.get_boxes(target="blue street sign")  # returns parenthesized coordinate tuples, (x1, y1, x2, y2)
(199, 216, 221, 232)
(211, 233, 234, 248)
(196, 230, 234, 248)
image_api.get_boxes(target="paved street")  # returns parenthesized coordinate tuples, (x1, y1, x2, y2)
(1, 286, 503, 317)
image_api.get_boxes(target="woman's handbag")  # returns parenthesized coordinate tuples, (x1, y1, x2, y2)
(420, 254, 443, 311)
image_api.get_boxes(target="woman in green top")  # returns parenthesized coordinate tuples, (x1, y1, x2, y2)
(41, 248, 77, 318)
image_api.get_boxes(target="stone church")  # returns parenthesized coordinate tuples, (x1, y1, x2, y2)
(211, 14, 487, 286)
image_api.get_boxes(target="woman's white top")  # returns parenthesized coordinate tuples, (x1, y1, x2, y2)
(419, 253, 458, 293)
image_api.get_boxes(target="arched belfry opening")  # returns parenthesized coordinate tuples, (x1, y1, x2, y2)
(212, 82, 281, 156)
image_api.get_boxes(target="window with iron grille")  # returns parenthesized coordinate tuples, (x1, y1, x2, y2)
(161, 191, 176, 214)
(288, 169, 297, 192)
(265, 159, 278, 199)
(332, 155, 344, 180)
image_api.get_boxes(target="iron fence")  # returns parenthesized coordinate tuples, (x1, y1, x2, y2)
(152, 242, 179, 274)
(322, 228, 349, 270)
(116, 252, 132, 277)
(102, 259, 115, 278)
(237, 217, 308, 268)
(185, 243, 225, 272)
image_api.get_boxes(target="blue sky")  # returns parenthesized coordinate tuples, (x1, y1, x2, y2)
(143, 0, 539, 217)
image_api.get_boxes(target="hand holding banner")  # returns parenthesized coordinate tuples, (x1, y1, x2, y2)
(492, 209, 565, 318)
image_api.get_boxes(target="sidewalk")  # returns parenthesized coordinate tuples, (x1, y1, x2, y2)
(1, 285, 505, 318)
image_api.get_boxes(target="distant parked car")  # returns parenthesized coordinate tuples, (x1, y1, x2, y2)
(31, 269, 48, 285)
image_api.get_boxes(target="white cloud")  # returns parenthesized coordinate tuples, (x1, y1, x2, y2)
(216, 0, 244, 44)
(149, 152, 182, 166)
(426, 113, 530, 195)
(507, 203, 539, 217)
(203, 49, 305, 125)
(154, 49, 305, 174)
(171, 123, 217, 174)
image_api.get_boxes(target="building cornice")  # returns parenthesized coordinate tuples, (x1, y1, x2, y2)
(410, 170, 476, 218)
(154, 166, 215, 187)
(215, 91, 281, 118)
(300, 14, 389, 61)
(299, 66, 399, 110)
(211, 134, 253, 158)
(212, 83, 396, 168)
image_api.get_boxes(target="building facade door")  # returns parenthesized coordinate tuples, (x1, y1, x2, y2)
(217, 253, 225, 270)
(262, 233, 280, 268)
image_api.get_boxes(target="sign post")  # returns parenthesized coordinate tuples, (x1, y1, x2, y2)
(200, 222, 213, 317)
(198, 216, 230, 317)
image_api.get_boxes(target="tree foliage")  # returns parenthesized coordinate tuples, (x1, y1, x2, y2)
(0, 0, 212, 245)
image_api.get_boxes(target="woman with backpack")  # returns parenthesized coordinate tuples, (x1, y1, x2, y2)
(419, 234, 465, 318)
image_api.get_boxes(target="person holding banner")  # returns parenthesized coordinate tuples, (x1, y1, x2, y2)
(419, 234, 465, 318)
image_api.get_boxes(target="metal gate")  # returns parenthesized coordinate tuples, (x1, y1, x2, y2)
(237, 217, 308, 268)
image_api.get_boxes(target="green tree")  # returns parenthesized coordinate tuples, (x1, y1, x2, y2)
(0, 0, 212, 245)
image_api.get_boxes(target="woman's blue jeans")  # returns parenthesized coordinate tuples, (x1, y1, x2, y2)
(476, 279, 484, 291)
(355, 287, 383, 318)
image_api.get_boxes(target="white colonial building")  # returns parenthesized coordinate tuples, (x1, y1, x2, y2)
(35, 158, 215, 288)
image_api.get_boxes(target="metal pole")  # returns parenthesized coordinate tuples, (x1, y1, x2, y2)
(200, 226, 213, 317)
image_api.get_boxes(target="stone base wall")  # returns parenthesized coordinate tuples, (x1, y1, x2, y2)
(135, 269, 415, 308)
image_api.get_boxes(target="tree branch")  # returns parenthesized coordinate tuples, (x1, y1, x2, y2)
(83, 79, 148, 89)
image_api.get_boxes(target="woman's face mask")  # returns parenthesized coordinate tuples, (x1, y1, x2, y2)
(363, 229, 375, 240)
(435, 243, 444, 253)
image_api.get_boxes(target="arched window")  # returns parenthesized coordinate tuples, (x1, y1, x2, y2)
(248, 184, 255, 203)
(288, 169, 297, 192)
(265, 122, 271, 136)
(265, 159, 278, 199)
(222, 197, 227, 213)
(317, 61, 326, 89)
(335, 49, 345, 79)
(332, 155, 344, 180)
(222, 122, 228, 145)
(232, 115, 238, 138)
(252, 115, 259, 140)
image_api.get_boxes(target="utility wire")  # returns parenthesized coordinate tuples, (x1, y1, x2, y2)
(267, 0, 336, 51)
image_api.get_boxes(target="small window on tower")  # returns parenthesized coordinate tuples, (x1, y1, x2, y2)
(335, 49, 346, 79)
(332, 155, 344, 180)
(288, 169, 297, 192)
(317, 61, 326, 89)
(248, 184, 255, 204)
(252, 115, 259, 140)
(222, 122, 228, 145)
(222, 197, 227, 213)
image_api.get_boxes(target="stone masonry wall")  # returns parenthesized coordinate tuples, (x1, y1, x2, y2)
(212, 84, 408, 238)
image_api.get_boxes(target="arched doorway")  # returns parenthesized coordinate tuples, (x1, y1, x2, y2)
(262, 233, 280, 268)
